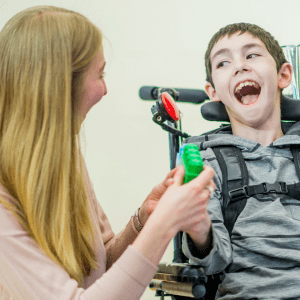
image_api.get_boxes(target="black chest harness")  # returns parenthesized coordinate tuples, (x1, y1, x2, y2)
(182, 142, 300, 300)
(207, 144, 300, 237)
(181, 126, 300, 299)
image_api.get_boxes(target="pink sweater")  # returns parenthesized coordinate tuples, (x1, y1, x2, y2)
(0, 151, 158, 300)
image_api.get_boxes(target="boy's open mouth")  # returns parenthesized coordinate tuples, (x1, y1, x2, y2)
(234, 80, 261, 105)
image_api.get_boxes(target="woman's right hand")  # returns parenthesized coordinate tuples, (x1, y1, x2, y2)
(149, 164, 216, 243)
(132, 164, 216, 266)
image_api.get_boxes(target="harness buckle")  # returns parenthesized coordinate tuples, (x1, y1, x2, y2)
(262, 182, 288, 194)
(279, 182, 288, 193)
(229, 182, 288, 202)
(228, 186, 249, 202)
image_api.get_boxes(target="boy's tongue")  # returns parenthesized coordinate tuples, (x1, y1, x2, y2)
(235, 84, 261, 105)
(240, 94, 259, 105)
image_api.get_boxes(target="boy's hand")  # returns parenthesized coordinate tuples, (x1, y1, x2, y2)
(138, 168, 177, 226)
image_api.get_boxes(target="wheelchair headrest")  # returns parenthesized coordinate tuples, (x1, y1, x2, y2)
(201, 95, 300, 122)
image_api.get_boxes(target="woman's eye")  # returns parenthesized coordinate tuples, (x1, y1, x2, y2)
(100, 72, 106, 79)
(217, 61, 229, 68)
(247, 53, 259, 59)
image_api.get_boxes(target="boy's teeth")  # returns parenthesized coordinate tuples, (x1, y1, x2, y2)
(235, 80, 259, 93)
(234, 80, 261, 104)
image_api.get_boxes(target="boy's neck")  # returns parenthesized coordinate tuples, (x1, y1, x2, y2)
(231, 117, 284, 147)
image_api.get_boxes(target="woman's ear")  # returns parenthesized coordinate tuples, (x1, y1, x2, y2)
(205, 82, 221, 102)
(278, 62, 293, 90)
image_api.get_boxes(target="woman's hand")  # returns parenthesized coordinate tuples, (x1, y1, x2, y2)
(132, 164, 216, 266)
(138, 168, 177, 226)
(148, 164, 216, 242)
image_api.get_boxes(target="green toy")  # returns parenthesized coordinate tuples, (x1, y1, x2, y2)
(177, 144, 203, 184)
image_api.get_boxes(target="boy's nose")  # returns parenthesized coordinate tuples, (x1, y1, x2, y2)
(233, 60, 252, 76)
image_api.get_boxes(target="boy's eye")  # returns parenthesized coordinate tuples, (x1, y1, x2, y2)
(100, 72, 106, 79)
(216, 61, 229, 68)
(247, 53, 259, 59)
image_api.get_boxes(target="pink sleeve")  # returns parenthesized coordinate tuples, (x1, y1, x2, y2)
(82, 246, 158, 300)
(0, 206, 158, 300)
(0, 148, 158, 299)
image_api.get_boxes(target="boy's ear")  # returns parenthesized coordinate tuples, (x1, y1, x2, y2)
(278, 62, 293, 90)
(205, 82, 221, 102)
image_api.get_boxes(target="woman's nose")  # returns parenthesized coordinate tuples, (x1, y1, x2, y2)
(103, 79, 107, 95)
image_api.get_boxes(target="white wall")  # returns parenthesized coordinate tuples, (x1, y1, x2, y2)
(1, 0, 300, 298)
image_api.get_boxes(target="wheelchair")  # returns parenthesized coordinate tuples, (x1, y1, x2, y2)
(139, 86, 300, 300)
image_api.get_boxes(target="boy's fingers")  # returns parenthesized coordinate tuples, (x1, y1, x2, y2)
(207, 179, 216, 192)
(207, 185, 215, 193)
(191, 165, 215, 189)
(203, 165, 215, 178)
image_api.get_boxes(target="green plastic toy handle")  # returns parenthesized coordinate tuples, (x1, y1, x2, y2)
(182, 144, 203, 184)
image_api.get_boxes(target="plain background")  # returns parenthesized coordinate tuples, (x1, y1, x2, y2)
(1, 0, 300, 299)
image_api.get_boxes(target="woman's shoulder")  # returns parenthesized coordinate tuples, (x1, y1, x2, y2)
(0, 184, 26, 237)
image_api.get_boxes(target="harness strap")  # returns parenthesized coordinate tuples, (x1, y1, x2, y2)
(229, 182, 288, 201)
(228, 181, 300, 202)
(212, 147, 249, 236)
(287, 182, 300, 200)
(291, 144, 300, 179)
(191, 142, 300, 298)
(211, 145, 300, 236)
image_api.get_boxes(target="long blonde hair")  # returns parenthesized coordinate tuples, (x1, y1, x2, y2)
(0, 6, 102, 286)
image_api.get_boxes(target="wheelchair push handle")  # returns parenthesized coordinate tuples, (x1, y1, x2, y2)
(139, 86, 209, 104)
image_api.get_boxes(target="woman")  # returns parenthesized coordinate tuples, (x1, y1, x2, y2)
(0, 6, 216, 300)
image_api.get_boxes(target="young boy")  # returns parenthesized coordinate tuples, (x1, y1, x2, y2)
(181, 23, 300, 299)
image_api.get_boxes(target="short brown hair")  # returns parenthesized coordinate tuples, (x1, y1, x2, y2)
(205, 23, 287, 89)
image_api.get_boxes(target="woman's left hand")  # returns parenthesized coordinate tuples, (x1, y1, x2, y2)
(138, 168, 177, 226)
